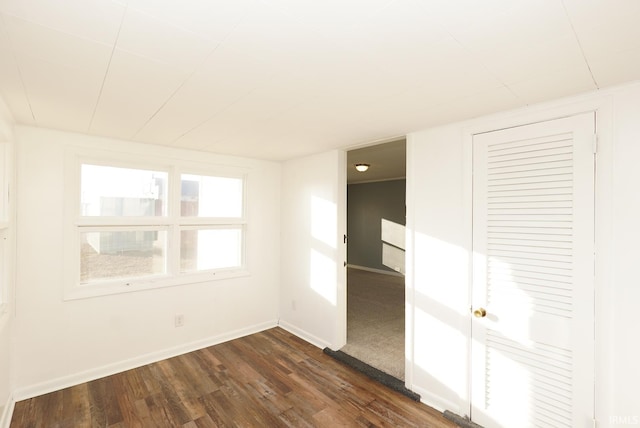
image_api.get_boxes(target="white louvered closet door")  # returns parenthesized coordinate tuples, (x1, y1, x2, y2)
(471, 113, 595, 428)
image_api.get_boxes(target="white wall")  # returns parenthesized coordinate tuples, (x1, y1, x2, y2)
(11, 126, 282, 398)
(607, 87, 640, 424)
(279, 150, 347, 349)
(0, 97, 14, 426)
(405, 125, 470, 412)
(406, 81, 640, 427)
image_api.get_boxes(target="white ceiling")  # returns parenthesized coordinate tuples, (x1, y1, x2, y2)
(1, 0, 639, 161)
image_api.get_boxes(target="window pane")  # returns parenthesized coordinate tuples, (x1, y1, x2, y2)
(180, 228, 242, 272)
(181, 174, 243, 217)
(0, 144, 7, 223)
(81, 164, 167, 216)
(81, 230, 166, 283)
(0, 230, 5, 304)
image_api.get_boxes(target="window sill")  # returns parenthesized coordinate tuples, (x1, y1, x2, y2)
(64, 269, 250, 301)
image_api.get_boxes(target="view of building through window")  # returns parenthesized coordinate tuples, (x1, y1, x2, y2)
(81, 164, 167, 217)
(78, 164, 245, 286)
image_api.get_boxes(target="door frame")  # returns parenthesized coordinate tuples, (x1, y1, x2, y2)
(339, 139, 409, 379)
(458, 98, 612, 424)
(469, 113, 596, 426)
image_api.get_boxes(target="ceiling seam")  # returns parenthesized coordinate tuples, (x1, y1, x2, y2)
(0, 13, 37, 124)
(131, 8, 252, 142)
(87, 3, 129, 132)
(171, 83, 265, 149)
(561, 0, 599, 90)
(168, 10, 282, 148)
(444, 32, 523, 105)
(129, 42, 224, 141)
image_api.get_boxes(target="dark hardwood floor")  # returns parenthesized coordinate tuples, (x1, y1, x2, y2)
(11, 327, 456, 427)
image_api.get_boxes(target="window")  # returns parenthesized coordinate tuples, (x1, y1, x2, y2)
(68, 157, 247, 298)
(79, 164, 169, 284)
(179, 174, 244, 273)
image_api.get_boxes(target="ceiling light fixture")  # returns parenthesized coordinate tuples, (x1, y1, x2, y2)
(355, 163, 370, 172)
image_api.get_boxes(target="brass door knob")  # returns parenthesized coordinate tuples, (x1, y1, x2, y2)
(473, 308, 487, 318)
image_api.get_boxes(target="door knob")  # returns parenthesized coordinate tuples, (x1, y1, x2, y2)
(473, 308, 487, 318)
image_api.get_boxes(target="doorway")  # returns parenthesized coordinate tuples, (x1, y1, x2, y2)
(342, 139, 407, 380)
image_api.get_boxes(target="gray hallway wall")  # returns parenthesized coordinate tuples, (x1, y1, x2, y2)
(347, 179, 405, 272)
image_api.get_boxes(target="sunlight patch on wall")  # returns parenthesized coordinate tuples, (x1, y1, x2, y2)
(311, 195, 337, 249)
(414, 305, 467, 400)
(381, 218, 405, 249)
(414, 233, 468, 299)
(382, 243, 404, 273)
(382, 218, 405, 273)
(310, 248, 337, 306)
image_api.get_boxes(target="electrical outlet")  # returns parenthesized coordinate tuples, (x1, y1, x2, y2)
(291, 300, 296, 311)
(174, 313, 184, 327)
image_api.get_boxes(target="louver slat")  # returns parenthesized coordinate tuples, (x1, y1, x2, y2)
(486, 134, 574, 322)
(486, 330, 574, 427)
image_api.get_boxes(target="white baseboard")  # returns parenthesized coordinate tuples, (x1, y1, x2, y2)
(347, 264, 404, 277)
(12, 320, 278, 403)
(0, 393, 15, 428)
(277, 320, 331, 350)
(410, 383, 462, 417)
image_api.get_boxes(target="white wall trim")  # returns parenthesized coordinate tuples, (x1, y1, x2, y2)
(404, 135, 416, 390)
(278, 320, 331, 350)
(12, 320, 277, 402)
(0, 393, 15, 428)
(347, 264, 404, 278)
(461, 120, 474, 418)
(460, 97, 614, 424)
(336, 149, 348, 350)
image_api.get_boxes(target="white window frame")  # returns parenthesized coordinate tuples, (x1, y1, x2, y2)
(0, 229, 7, 311)
(0, 143, 8, 227)
(64, 149, 249, 300)
(0, 143, 9, 311)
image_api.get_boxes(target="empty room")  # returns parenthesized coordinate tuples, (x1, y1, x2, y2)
(1, 1, 640, 427)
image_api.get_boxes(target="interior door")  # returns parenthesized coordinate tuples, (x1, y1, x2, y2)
(471, 113, 595, 428)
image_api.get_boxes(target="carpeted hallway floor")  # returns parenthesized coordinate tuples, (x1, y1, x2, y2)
(341, 267, 405, 380)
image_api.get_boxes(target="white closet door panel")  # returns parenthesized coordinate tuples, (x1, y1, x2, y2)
(471, 113, 595, 428)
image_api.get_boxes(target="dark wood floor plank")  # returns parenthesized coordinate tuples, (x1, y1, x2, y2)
(174, 353, 219, 397)
(144, 391, 187, 428)
(11, 327, 456, 428)
(244, 378, 293, 418)
(153, 373, 193, 426)
(151, 359, 207, 422)
(86, 379, 111, 426)
(136, 365, 162, 396)
(38, 390, 64, 427)
(103, 377, 127, 426)
(63, 384, 91, 427)
(130, 398, 155, 427)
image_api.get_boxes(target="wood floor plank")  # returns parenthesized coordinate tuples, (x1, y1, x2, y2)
(11, 328, 457, 428)
(192, 413, 216, 428)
